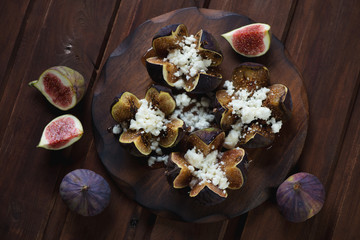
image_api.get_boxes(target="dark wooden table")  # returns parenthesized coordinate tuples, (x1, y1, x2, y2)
(1, 0, 359, 239)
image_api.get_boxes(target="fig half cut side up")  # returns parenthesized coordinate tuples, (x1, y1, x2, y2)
(145, 24, 223, 93)
(29, 66, 86, 111)
(222, 23, 271, 57)
(110, 85, 185, 157)
(38, 114, 83, 150)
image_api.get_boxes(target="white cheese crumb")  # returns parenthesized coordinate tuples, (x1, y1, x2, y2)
(184, 148, 229, 190)
(148, 155, 169, 167)
(112, 124, 122, 134)
(129, 99, 169, 136)
(267, 117, 283, 133)
(165, 35, 212, 89)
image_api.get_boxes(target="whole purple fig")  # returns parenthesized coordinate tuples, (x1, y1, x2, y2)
(276, 172, 325, 222)
(60, 169, 111, 216)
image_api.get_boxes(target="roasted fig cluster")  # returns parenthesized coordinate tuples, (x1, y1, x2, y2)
(109, 23, 294, 205)
(145, 24, 223, 93)
(214, 62, 292, 149)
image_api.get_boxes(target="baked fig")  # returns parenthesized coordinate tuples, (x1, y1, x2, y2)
(276, 172, 325, 223)
(222, 23, 271, 57)
(38, 114, 83, 150)
(110, 85, 185, 157)
(214, 63, 292, 149)
(29, 66, 86, 110)
(59, 169, 111, 216)
(145, 24, 223, 93)
(166, 128, 248, 205)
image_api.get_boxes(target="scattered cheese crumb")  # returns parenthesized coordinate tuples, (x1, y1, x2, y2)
(184, 148, 229, 190)
(148, 155, 169, 167)
(171, 93, 214, 132)
(112, 124, 122, 134)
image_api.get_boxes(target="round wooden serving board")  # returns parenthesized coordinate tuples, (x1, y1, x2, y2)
(92, 7, 309, 223)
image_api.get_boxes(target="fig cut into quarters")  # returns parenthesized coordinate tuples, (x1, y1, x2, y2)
(222, 23, 271, 57)
(29, 66, 86, 111)
(110, 85, 185, 157)
(166, 128, 248, 205)
(215, 63, 293, 149)
(145, 24, 223, 93)
(38, 114, 84, 150)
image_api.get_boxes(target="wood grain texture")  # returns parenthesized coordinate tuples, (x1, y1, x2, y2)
(0, 0, 31, 95)
(331, 81, 360, 239)
(92, 7, 308, 223)
(208, 0, 297, 42)
(240, 0, 360, 239)
(1, 0, 359, 239)
(0, 0, 118, 239)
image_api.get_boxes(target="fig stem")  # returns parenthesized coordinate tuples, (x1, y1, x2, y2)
(293, 182, 301, 191)
(82, 185, 89, 192)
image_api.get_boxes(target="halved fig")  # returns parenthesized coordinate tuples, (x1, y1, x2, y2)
(110, 85, 185, 157)
(145, 24, 223, 93)
(38, 114, 83, 150)
(165, 128, 248, 205)
(29, 66, 86, 111)
(215, 63, 292, 149)
(222, 23, 271, 57)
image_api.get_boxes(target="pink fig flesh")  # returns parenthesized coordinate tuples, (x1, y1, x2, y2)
(38, 114, 83, 150)
(222, 23, 271, 57)
(43, 72, 73, 108)
(29, 66, 86, 111)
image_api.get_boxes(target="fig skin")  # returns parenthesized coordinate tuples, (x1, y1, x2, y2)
(145, 24, 223, 93)
(37, 114, 83, 150)
(222, 23, 272, 57)
(59, 169, 111, 216)
(276, 172, 325, 223)
(29, 66, 86, 111)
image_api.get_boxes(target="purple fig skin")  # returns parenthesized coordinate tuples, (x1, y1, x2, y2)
(153, 23, 182, 40)
(276, 172, 325, 223)
(191, 128, 223, 145)
(191, 73, 223, 94)
(59, 169, 111, 216)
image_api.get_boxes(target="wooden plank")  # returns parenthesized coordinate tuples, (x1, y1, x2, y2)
(0, 0, 31, 90)
(240, 0, 360, 238)
(0, 0, 118, 239)
(331, 79, 360, 239)
(208, 0, 297, 41)
(150, 217, 228, 240)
